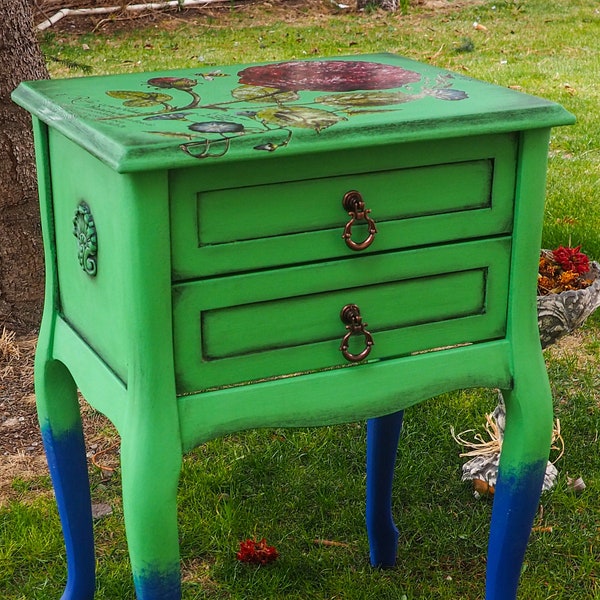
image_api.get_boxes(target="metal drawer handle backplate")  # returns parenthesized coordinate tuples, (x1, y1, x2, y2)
(342, 190, 377, 251)
(339, 304, 374, 362)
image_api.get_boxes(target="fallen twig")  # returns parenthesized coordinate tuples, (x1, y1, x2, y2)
(37, 0, 243, 31)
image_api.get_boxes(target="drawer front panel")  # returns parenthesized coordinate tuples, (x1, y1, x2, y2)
(196, 160, 492, 245)
(170, 134, 517, 279)
(203, 269, 485, 360)
(172, 237, 511, 394)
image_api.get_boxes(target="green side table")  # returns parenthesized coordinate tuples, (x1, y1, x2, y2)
(13, 53, 574, 599)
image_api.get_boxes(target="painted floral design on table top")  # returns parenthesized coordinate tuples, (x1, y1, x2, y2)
(237, 60, 422, 91)
(103, 59, 469, 160)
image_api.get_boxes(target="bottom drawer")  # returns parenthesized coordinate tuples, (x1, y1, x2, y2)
(172, 238, 511, 394)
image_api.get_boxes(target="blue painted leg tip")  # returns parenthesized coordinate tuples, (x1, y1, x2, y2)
(61, 583, 95, 600)
(370, 556, 397, 569)
(134, 570, 181, 600)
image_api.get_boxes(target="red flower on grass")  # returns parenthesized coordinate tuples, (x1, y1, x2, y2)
(236, 538, 279, 565)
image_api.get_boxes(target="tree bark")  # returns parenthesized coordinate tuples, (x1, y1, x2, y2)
(0, 0, 49, 332)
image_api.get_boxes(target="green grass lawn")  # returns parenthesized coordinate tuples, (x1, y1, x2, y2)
(2, 0, 599, 597)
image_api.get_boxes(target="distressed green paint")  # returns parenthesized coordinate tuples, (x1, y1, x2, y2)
(178, 340, 515, 449)
(169, 132, 518, 278)
(172, 237, 511, 393)
(30, 116, 78, 435)
(13, 54, 572, 173)
(501, 129, 557, 469)
(13, 54, 574, 599)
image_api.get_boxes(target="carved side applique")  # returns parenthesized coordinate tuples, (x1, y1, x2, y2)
(73, 201, 98, 276)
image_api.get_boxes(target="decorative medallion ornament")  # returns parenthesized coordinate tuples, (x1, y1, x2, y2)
(72, 201, 98, 276)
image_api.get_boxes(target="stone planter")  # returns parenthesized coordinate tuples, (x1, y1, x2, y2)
(538, 260, 600, 349)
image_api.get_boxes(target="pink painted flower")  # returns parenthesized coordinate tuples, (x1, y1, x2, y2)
(238, 60, 421, 92)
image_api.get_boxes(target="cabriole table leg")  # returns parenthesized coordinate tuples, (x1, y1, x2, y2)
(366, 410, 404, 568)
(35, 357, 96, 600)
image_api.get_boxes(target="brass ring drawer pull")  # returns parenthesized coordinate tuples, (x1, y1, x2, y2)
(339, 304, 374, 362)
(342, 190, 378, 251)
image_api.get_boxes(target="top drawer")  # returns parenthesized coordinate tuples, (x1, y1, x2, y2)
(170, 133, 517, 279)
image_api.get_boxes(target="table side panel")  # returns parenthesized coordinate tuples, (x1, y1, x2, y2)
(51, 317, 128, 432)
(48, 131, 169, 385)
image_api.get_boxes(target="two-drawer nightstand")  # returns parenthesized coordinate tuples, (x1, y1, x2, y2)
(13, 53, 574, 599)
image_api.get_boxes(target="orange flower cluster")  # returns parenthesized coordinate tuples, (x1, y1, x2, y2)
(538, 246, 592, 296)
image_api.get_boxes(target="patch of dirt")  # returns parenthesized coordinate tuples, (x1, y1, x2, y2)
(0, 328, 119, 505)
(0, 329, 44, 504)
(0, 330, 40, 456)
(32, 0, 483, 36)
(545, 327, 600, 370)
(33, 0, 345, 35)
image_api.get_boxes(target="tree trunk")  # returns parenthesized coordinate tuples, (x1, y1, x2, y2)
(0, 0, 49, 332)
